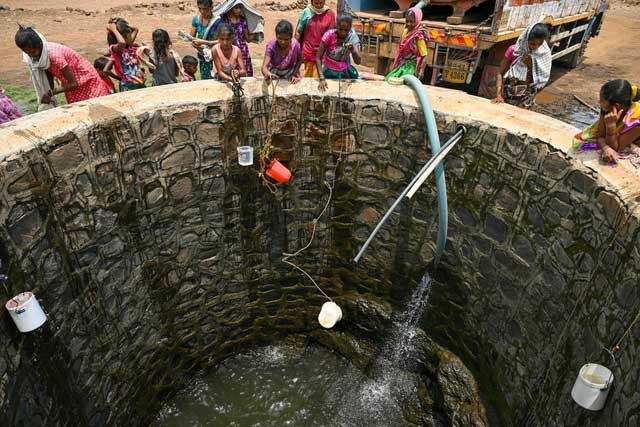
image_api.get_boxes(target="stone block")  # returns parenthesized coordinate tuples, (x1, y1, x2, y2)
(206, 105, 225, 122)
(361, 124, 389, 146)
(161, 146, 196, 170)
(140, 111, 166, 139)
(484, 212, 508, 243)
(169, 176, 194, 201)
(47, 139, 85, 175)
(566, 170, 599, 197)
(195, 122, 222, 145)
(171, 108, 202, 126)
(8, 204, 44, 248)
(596, 190, 625, 227)
(495, 185, 520, 213)
(172, 128, 191, 144)
(540, 151, 570, 179)
(361, 105, 382, 121)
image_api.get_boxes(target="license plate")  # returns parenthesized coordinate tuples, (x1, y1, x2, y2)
(443, 60, 469, 84)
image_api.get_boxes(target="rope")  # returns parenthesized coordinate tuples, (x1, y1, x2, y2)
(280, 76, 347, 302)
(612, 309, 640, 354)
(258, 79, 280, 193)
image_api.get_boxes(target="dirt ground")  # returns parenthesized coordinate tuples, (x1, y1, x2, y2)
(0, 0, 638, 126)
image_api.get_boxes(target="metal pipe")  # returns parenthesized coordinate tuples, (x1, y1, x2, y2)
(352, 127, 465, 264)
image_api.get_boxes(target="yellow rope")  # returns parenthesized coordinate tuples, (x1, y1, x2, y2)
(258, 79, 280, 194)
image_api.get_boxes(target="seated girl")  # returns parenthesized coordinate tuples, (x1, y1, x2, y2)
(384, 7, 428, 81)
(492, 23, 551, 109)
(212, 23, 247, 82)
(316, 13, 361, 92)
(574, 79, 640, 164)
(261, 20, 302, 84)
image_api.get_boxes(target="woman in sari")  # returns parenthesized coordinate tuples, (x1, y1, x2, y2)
(316, 14, 361, 91)
(574, 79, 640, 164)
(296, 0, 335, 78)
(262, 20, 303, 83)
(384, 7, 428, 81)
(492, 23, 551, 109)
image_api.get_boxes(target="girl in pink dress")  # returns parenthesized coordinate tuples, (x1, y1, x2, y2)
(212, 23, 247, 82)
(15, 26, 108, 109)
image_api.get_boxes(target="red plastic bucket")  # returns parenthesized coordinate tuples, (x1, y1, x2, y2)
(265, 159, 291, 183)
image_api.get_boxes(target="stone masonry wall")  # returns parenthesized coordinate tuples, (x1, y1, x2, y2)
(0, 80, 639, 426)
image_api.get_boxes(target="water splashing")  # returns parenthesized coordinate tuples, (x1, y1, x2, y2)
(335, 273, 433, 427)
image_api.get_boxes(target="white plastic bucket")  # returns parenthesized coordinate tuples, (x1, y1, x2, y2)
(318, 301, 342, 329)
(237, 146, 254, 166)
(571, 363, 614, 411)
(5, 292, 47, 333)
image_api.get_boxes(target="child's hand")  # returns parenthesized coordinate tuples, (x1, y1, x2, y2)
(106, 22, 117, 33)
(264, 71, 273, 81)
(318, 78, 328, 92)
(289, 75, 300, 84)
(492, 95, 505, 104)
(231, 69, 240, 82)
(344, 42, 354, 51)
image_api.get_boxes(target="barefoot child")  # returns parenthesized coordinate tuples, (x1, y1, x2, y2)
(316, 13, 361, 91)
(94, 57, 118, 94)
(107, 18, 146, 91)
(261, 20, 302, 84)
(140, 29, 182, 86)
(212, 23, 247, 82)
(182, 55, 199, 81)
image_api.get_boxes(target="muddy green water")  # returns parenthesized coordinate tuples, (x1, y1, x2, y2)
(156, 342, 414, 427)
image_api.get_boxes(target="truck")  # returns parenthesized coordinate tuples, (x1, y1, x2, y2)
(342, 0, 608, 98)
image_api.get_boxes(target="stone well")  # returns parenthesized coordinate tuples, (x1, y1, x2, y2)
(0, 80, 639, 426)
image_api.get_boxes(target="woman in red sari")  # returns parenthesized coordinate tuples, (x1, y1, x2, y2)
(295, 0, 335, 78)
(384, 7, 428, 81)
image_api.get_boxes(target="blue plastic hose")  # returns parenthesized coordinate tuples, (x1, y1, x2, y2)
(402, 75, 448, 265)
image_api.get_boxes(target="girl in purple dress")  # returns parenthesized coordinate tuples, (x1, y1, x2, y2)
(221, 4, 254, 76)
(261, 20, 302, 83)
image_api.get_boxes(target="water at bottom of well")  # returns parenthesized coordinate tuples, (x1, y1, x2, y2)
(156, 341, 421, 427)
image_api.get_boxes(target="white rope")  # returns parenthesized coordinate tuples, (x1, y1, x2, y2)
(279, 76, 346, 301)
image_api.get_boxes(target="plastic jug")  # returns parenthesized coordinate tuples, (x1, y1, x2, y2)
(237, 146, 254, 166)
(265, 159, 291, 183)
